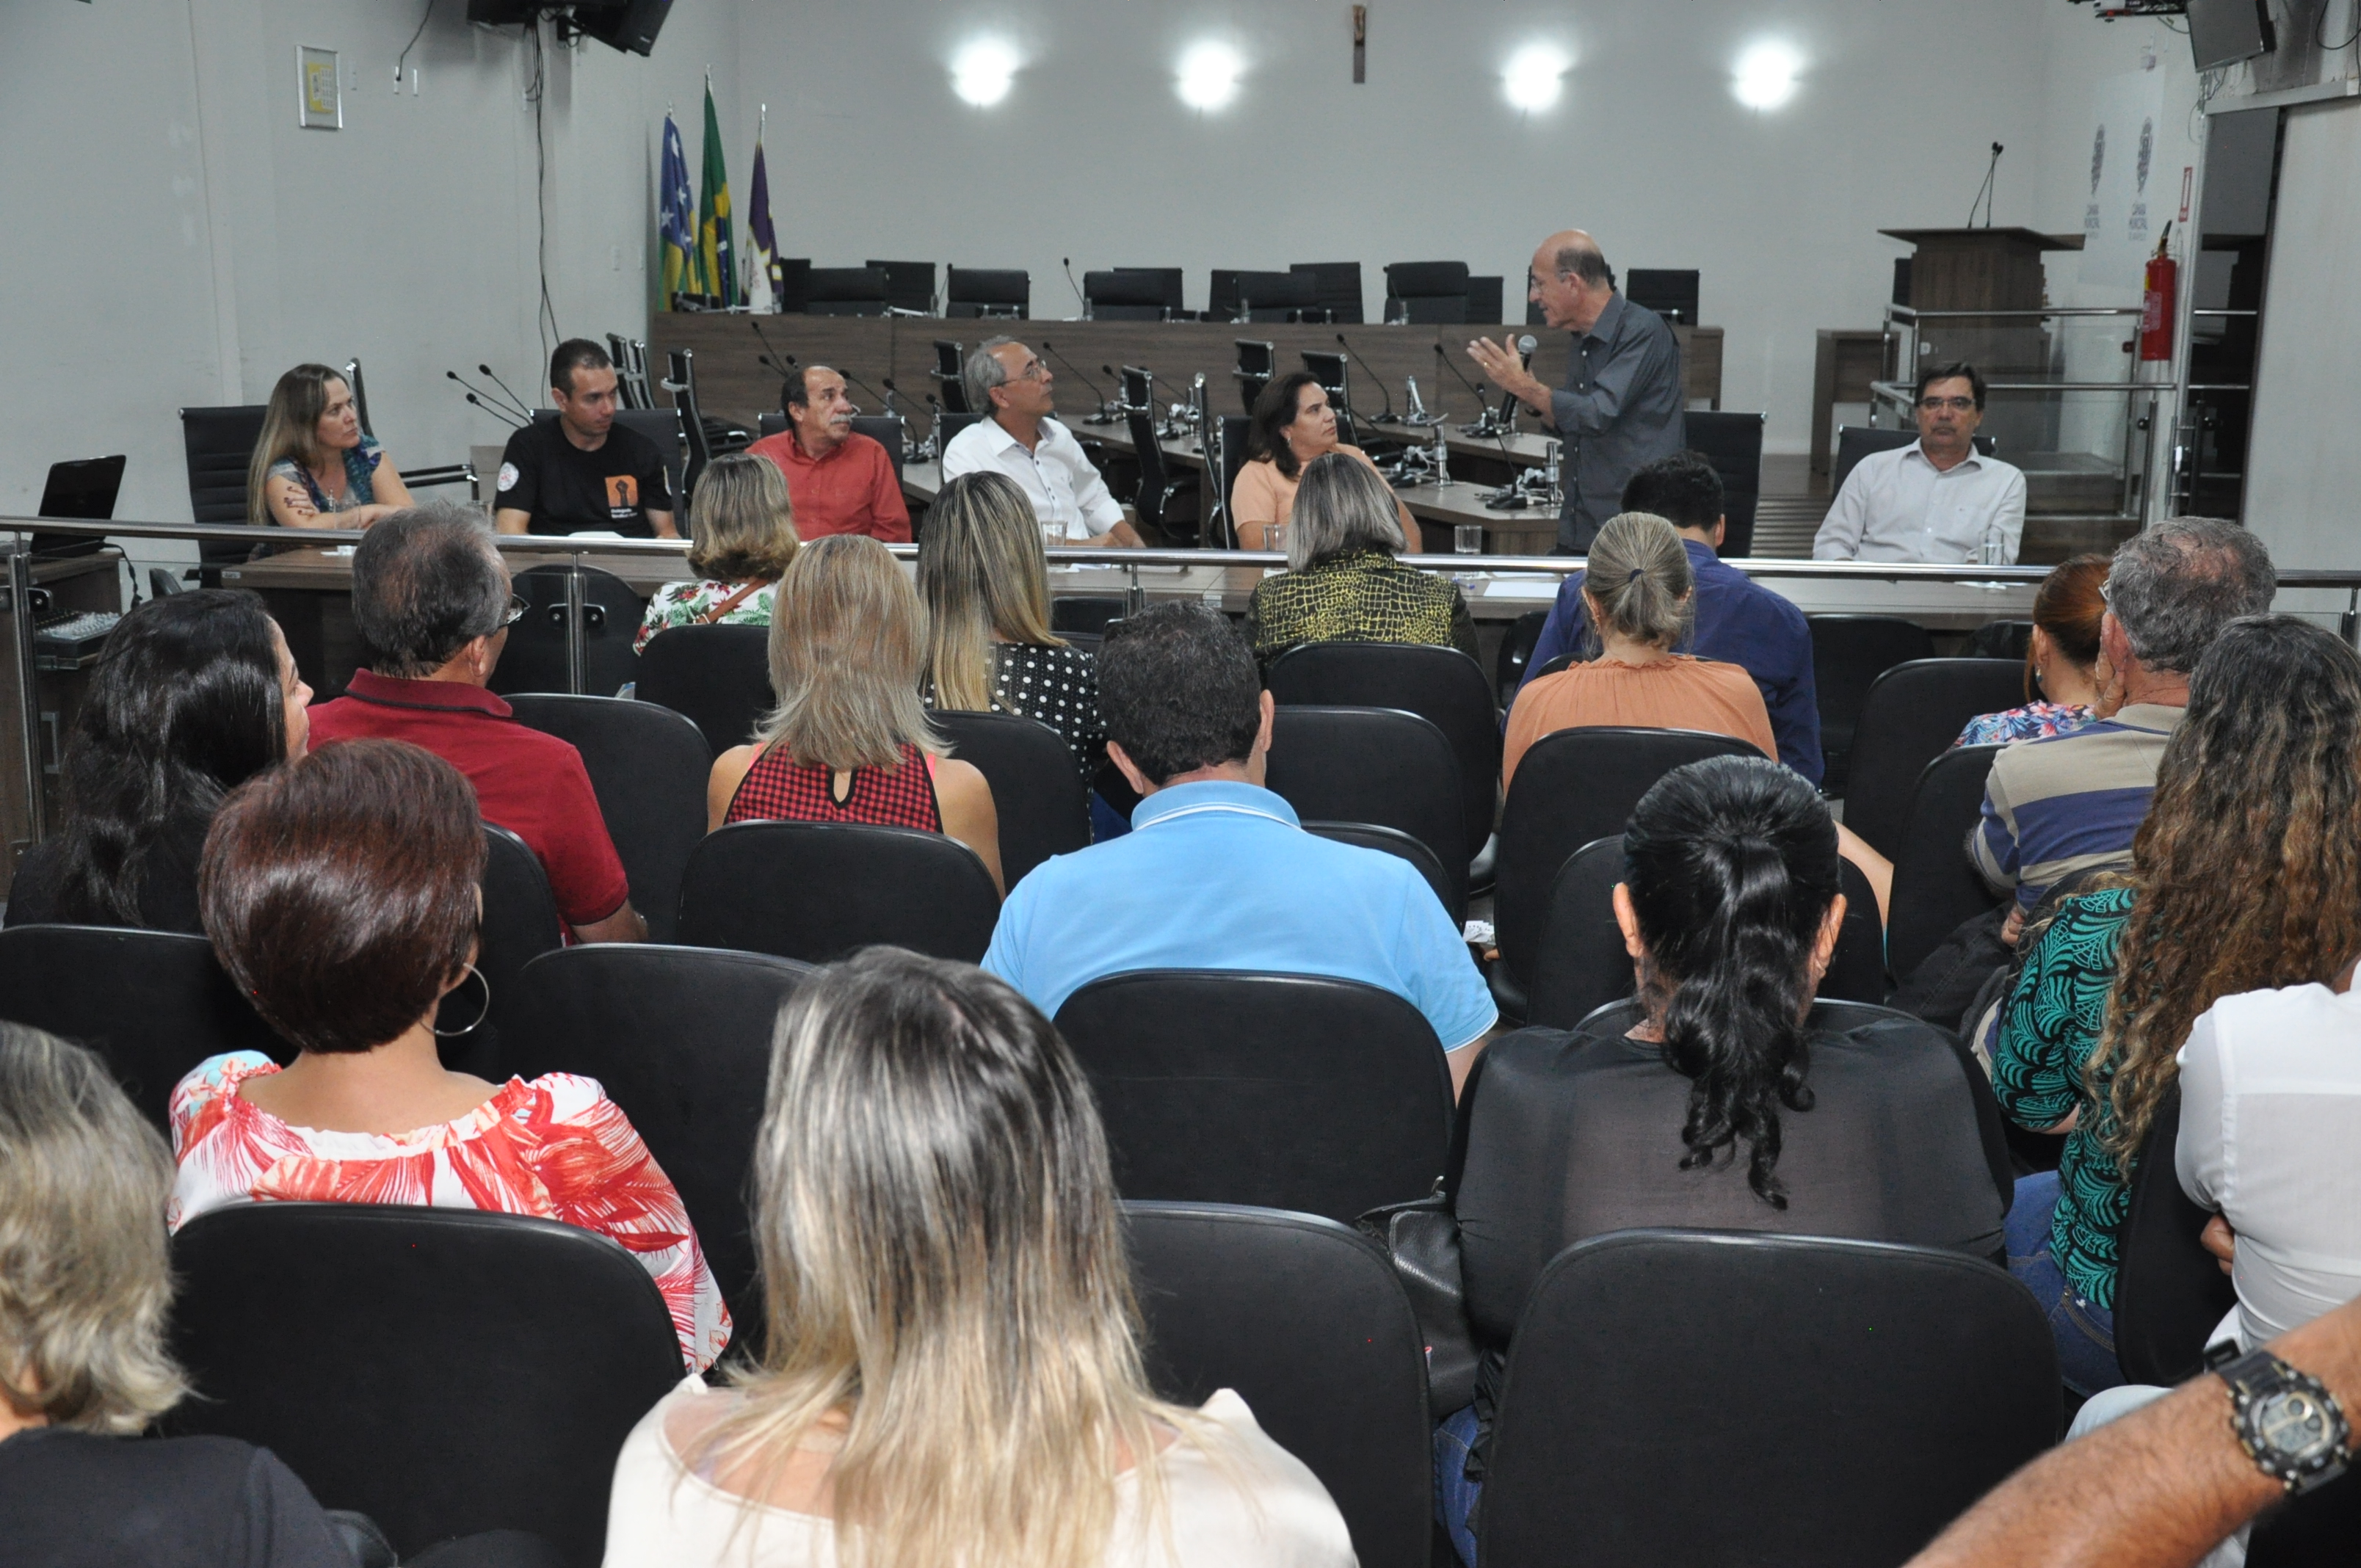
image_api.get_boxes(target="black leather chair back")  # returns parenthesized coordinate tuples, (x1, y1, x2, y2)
(675, 820, 999, 964)
(1810, 615, 1937, 796)
(801, 265, 888, 315)
(935, 410, 985, 454)
(0, 925, 281, 1128)
(929, 710, 1090, 890)
(1480, 1230, 2056, 1568)
(1214, 415, 1253, 547)
(1682, 410, 1765, 558)
(635, 623, 773, 757)
(1125, 1202, 1431, 1568)
(1264, 641, 1500, 866)
(1263, 706, 1467, 922)
(504, 694, 708, 944)
(1049, 596, 1126, 636)
(1824, 855, 1892, 1006)
(612, 407, 686, 504)
(1843, 659, 2028, 860)
(1054, 970, 1452, 1224)
(470, 826, 564, 1075)
(945, 266, 1029, 319)
(864, 258, 935, 313)
(1885, 744, 2007, 984)
(1302, 821, 1458, 923)
(169, 1203, 682, 1565)
(503, 944, 810, 1351)
(1495, 609, 1550, 708)
(1495, 727, 1759, 990)
(178, 404, 270, 574)
(932, 340, 971, 414)
(1083, 269, 1170, 320)
(1382, 261, 1471, 325)
(1290, 261, 1365, 324)
(487, 565, 647, 699)
(2114, 1083, 2238, 1385)
(1125, 407, 1181, 538)
(848, 414, 905, 483)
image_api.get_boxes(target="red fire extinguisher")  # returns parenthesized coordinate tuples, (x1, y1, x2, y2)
(2140, 223, 2178, 363)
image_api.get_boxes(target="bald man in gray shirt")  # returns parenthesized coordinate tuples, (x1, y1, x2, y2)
(1469, 230, 1688, 552)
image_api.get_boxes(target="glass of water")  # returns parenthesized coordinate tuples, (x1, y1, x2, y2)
(1041, 520, 1065, 555)
(1453, 524, 1485, 556)
(1266, 520, 1288, 556)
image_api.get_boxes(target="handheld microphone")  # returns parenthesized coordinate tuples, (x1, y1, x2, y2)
(1334, 333, 1397, 421)
(1062, 257, 1089, 317)
(1495, 333, 1538, 423)
(478, 363, 537, 419)
(1039, 339, 1114, 421)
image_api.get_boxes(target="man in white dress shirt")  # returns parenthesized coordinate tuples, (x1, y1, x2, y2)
(940, 338, 1143, 547)
(1813, 362, 2026, 565)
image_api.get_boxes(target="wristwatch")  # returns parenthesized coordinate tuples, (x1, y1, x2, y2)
(2208, 1344, 2354, 1496)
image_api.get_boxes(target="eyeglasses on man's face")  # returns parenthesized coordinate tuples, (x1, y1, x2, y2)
(1918, 396, 1977, 413)
(501, 592, 530, 627)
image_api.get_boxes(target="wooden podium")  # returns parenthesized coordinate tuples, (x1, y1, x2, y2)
(1879, 227, 2082, 314)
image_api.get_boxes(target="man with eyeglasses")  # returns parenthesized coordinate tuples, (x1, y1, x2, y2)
(307, 504, 647, 946)
(940, 337, 1143, 546)
(744, 365, 910, 542)
(1814, 362, 2025, 565)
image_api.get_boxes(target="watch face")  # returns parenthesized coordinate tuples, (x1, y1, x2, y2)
(2255, 1389, 2339, 1466)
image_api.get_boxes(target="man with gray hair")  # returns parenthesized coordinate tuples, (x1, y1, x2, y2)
(305, 504, 645, 944)
(938, 337, 1141, 547)
(1972, 517, 2276, 914)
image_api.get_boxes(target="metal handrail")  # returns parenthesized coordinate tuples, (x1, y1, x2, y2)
(1886, 305, 2145, 320)
(1868, 380, 2170, 396)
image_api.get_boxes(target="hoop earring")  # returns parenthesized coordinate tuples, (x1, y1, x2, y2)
(430, 964, 493, 1037)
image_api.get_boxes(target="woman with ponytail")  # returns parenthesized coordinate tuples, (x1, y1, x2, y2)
(1436, 755, 2007, 1565)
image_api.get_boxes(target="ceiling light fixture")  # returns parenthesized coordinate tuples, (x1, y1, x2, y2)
(951, 39, 1018, 107)
(1176, 42, 1243, 111)
(1503, 45, 1569, 112)
(1733, 41, 1802, 110)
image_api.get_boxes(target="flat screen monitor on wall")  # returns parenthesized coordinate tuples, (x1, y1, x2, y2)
(2187, 0, 2277, 72)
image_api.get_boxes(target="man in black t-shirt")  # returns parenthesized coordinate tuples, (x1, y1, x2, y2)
(493, 338, 678, 538)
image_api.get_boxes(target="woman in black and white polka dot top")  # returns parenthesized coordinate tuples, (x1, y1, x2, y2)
(918, 472, 1108, 785)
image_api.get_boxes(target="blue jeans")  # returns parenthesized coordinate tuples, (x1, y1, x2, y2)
(2007, 1169, 2124, 1397)
(1434, 1402, 1483, 1567)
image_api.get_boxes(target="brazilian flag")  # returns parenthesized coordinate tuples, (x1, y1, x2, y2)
(697, 84, 736, 307)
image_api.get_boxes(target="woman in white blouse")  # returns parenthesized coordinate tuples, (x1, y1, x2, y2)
(603, 949, 1353, 1568)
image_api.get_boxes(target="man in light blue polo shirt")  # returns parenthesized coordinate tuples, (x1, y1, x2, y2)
(984, 602, 1498, 1092)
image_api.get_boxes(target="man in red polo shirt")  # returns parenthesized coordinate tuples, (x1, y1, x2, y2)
(744, 365, 910, 542)
(305, 504, 645, 945)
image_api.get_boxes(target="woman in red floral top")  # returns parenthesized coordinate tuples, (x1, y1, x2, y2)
(168, 738, 728, 1371)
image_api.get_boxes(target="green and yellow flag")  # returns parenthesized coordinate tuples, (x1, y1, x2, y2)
(696, 82, 736, 307)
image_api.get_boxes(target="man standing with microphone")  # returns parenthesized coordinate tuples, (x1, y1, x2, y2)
(1468, 229, 1686, 552)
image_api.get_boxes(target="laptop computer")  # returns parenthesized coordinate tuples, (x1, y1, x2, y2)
(32, 454, 126, 557)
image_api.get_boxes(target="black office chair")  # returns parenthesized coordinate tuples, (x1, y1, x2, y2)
(675, 820, 1000, 964)
(847, 413, 906, 483)
(1382, 261, 1472, 324)
(1832, 425, 1998, 494)
(178, 404, 270, 580)
(1125, 1202, 1432, 1568)
(169, 1204, 682, 1566)
(1212, 414, 1253, 548)
(661, 348, 717, 498)
(0, 926, 280, 1128)
(1885, 744, 2007, 984)
(944, 266, 1029, 319)
(1810, 615, 1937, 796)
(1493, 727, 1760, 1016)
(1125, 407, 1193, 544)
(1965, 618, 2037, 660)
(1233, 339, 1276, 416)
(1626, 268, 1702, 327)
(2114, 1083, 2238, 1385)
(1290, 261, 1365, 325)
(934, 409, 984, 457)
(1056, 971, 1452, 1224)
(1465, 275, 1506, 324)
(770, 257, 812, 314)
(502, 944, 810, 1351)
(635, 623, 772, 757)
(1082, 269, 1171, 322)
(1244, 270, 1322, 323)
(1683, 410, 1766, 558)
(1493, 609, 1551, 708)
(1263, 706, 1468, 923)
(1049, 596, 1126, 636)
(1478, 1229, 2057, 1568)
(1302, 822, 1458, 921)
(801, 265, 889, 316)
(929, 710, 1090, 890)
(1842, 659, 2028, 860)
(488, 564, 646, 699)
(503, 694, 708, 945)
(471, 824, 563, 1068)
(864, 258, 936, 314)
(1263, 642, 1500, 871)
(148, 567, 185, 598)
(932, 339, 970, 413)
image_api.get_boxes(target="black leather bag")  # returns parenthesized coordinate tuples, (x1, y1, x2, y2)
(1357, 1191, 1481, 1418)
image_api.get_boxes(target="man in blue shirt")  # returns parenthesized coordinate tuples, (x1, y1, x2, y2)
(984, 603, 1499, 1094)
(1516, 451, 1824, 783)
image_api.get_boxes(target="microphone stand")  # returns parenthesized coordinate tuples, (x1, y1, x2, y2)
(1040, 338, 1117, 423)
(1062, 257, 1092, 319)
(1969, 142, 2003, 228)
(1333, 333, 1397, 423)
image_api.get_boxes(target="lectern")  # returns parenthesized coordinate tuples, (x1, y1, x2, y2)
(1878, 227, 2081, 313)
(1878, 228, 2083, 457)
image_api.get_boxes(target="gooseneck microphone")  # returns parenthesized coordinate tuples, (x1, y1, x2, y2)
(838, 369, 892, 416)
(1063, 257, 1089, 316)
(461, 391, 525, 429)
(1039, 338, 1114, 422)
(448, 369, 529, 424)
(479, 363, 537, 418)
(1334, 332, 1397, 421)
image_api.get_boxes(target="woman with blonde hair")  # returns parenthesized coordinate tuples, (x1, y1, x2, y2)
(919, 471, 1106, 781)
(710, 535, 1002, 893)
(1245, 451, 1473, 667)
(248, 363, 413, 536)
(602, 949, 1354, 1567)
(637, 453, 801, 653)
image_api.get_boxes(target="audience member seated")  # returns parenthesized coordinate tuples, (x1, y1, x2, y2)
(1230, 371, 1419, 553)
(0, 1023, 356, 1566)
(1956, 553, 2108, 747)
(492, 338, 678, 539)
(1813, 361, 2025, 565)
(1244, 452, 1473, 667)
(171, 740, 726, 1372)
(1520, 451, 1822, 781)
(743, 366, 910, 543)
(1973, 518, 2275, 916)
(1993, 616, 2361, 1396)
(1438, 756, 2008, 1565)
(982, 602, 1496, 1091)
(7, 591, 308, 934)
(918, 471, 1106, 783)
(247, 362, 414, 540)
(634, 452, 799, 653)
(306, 504, 645, 944)
(603, 948, 1354, 1567)
(709, 534, 1002, 893)
(940, 338, 1142, 547)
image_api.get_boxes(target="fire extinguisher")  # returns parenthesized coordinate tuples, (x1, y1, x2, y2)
(2140, 222, 2178, 363)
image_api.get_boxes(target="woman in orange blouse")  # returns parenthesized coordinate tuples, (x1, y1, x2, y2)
(1230, 371, 1420, 552)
